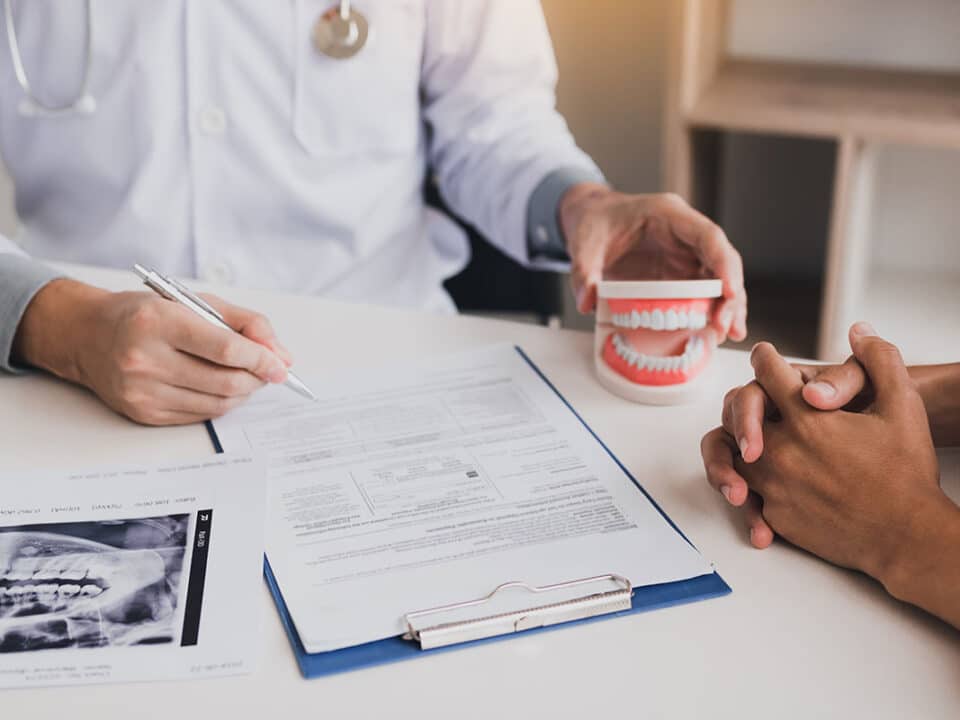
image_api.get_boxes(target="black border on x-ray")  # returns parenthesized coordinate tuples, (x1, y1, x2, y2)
(180, 509, 213, 646)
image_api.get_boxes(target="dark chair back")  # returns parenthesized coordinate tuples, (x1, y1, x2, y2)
(426, 179, 565, 325)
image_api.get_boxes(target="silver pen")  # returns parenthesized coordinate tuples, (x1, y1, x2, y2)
(133, 264, 317, 401)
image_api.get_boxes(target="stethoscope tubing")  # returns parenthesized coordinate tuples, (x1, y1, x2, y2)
(3, 0, 364, 117)
(4, 0, 95, 116)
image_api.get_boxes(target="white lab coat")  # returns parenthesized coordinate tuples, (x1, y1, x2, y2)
(0, 0, 599, 311)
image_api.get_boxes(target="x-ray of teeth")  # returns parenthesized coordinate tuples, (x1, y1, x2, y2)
(0, 515, 189, 654)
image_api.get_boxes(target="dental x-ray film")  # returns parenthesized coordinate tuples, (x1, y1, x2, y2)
(0, 515, 190, 653)
(0, 455, 265, 688)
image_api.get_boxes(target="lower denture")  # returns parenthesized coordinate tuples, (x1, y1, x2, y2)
(602, 332, 710, 386)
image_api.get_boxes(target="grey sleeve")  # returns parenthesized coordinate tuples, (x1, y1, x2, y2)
(0, 253, 65, 373)
(526, 166, 607, 268)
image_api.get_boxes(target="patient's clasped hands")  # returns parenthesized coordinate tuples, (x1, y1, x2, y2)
(702, 322, 960, 629)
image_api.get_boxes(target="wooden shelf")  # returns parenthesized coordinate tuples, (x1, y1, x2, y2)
(687, 60, 960, 148)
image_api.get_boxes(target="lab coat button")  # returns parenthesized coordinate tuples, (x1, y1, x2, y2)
(199, 106, 227, 135)
(208, 262, 234, 284)
(534, 225, 550, 249)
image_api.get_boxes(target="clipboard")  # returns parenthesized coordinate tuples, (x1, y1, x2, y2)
(206, 347, 731, 678)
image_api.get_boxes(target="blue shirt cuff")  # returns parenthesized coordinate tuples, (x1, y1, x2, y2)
(526, 166, 606, 265)
(0, 254, 65, 373)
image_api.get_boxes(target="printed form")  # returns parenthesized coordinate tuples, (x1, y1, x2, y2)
(213, 346, 714, 653)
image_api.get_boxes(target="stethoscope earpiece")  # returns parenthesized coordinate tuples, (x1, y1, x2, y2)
(313, 0, 368, 60)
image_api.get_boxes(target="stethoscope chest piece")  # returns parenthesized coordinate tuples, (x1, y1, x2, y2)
(313, 4, 368, 59)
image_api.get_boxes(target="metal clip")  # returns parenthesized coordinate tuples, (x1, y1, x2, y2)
(167, 276, 226, 322)
(404, 574, 633, 650)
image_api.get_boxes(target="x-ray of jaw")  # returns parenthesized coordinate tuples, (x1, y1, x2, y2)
(0, 516, 189, 653)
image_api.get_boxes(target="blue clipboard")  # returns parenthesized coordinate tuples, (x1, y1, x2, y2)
(206, 346, 731, 678)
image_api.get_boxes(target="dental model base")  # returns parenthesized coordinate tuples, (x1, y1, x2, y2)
(594, 279, 723, 405)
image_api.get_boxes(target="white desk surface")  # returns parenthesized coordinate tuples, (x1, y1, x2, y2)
(2, 265, 958, 719)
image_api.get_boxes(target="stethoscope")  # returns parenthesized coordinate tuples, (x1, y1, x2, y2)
(3, 0, 369, 118)
(4, 0, 95, 117)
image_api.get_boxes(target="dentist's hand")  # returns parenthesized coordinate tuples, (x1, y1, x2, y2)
(560, 183, 747, 343)
(13, 279, 293, 426)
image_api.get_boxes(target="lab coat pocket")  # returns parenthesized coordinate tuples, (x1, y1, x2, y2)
(294, 0, 424, 156)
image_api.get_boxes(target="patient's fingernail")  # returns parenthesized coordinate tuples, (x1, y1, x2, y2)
(720, 485, 733, 503)
(851, 321, 876, 337)
(738, 437, 749, 457)
(808, 381, 836, 398)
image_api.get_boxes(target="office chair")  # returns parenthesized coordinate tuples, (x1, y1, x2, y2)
(425, 179, 566, 326)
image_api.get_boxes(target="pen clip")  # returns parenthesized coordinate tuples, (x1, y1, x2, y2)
(167, 276, 227, 322)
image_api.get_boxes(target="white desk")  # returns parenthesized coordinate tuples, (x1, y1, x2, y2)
(3, 265, 959, 719)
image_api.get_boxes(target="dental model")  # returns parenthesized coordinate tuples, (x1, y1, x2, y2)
(594, 279, 723, 405)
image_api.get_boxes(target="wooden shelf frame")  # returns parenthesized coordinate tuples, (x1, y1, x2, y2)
(663, 0, 960, 360)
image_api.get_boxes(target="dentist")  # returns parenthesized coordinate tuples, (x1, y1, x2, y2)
(1, 0, 746, 425)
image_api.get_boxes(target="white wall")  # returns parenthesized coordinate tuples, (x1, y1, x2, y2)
(729, 0, 960, 73)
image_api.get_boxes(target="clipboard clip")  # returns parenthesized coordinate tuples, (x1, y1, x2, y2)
(403, 574, 633, 650)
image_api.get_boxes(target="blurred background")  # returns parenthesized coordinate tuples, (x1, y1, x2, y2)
(2, 0, 958, 363)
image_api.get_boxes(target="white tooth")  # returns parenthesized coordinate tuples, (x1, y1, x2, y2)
(638, 310, 651, 328)
(62, 568, 86, 581)
(630, 309, 641, 329)
(59, 584, 81, 598)
(670, 357, 682, 371)
(80, 585, 102, 598)
(651, 309, 664, 331)
(695, 313, 708, 329)
(21, 584, 37, 597)
(677, 311, 688, 329)
(665, 310, 679, 331)
(681, 355, 691, 372)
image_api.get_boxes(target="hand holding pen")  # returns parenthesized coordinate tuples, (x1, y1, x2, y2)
(134, 265, 316, 402)
(10, 267, 314, 427)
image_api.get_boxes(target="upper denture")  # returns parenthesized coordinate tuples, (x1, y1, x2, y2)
(607, 298, 712, 331)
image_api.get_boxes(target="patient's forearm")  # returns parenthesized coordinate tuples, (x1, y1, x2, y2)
(911, 364, 960, 447)
(881, 495, 960, 630)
